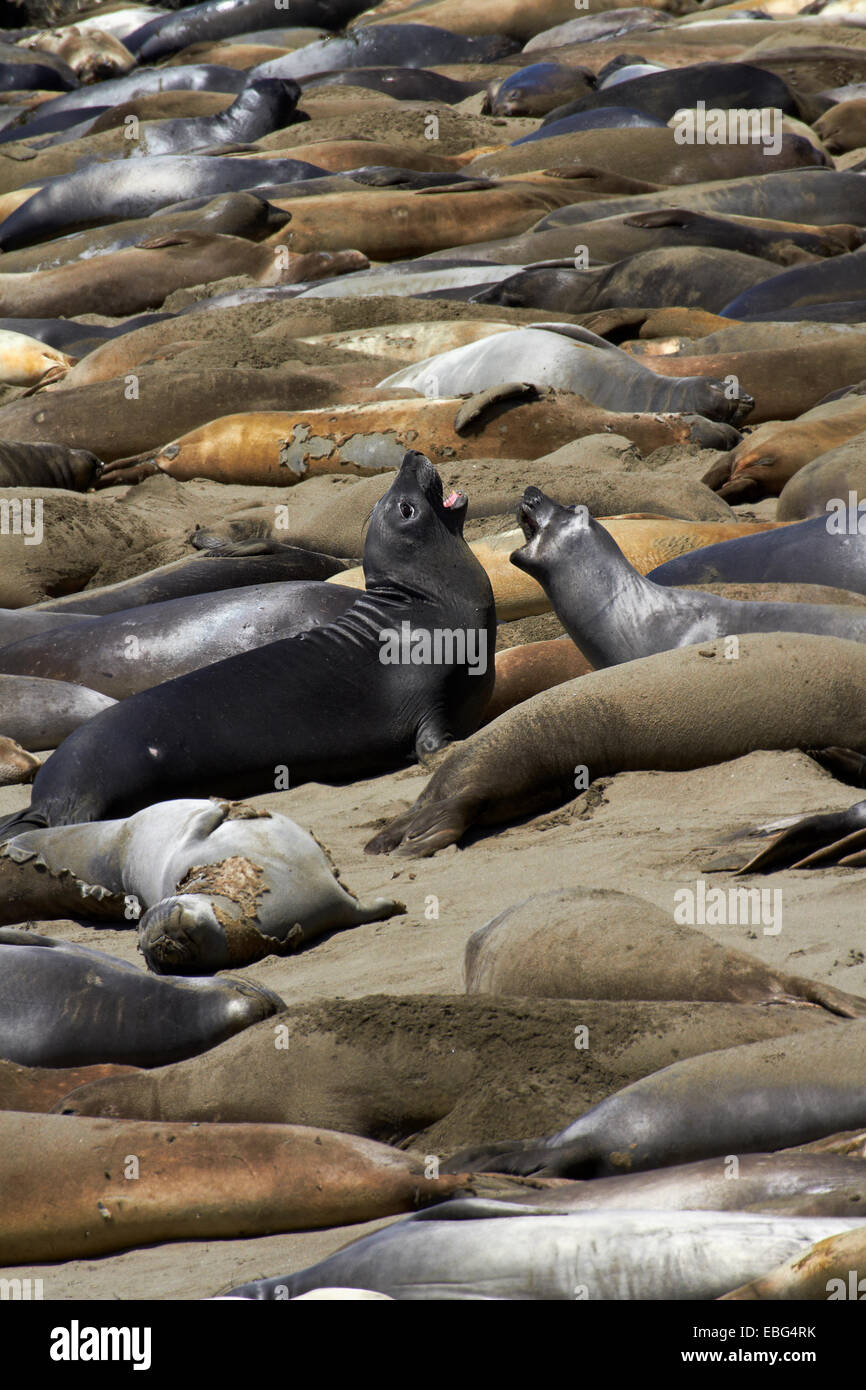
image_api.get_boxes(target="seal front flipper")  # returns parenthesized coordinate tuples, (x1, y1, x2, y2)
(738, 800, 866, 873)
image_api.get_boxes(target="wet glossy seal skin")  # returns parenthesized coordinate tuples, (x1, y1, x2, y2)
(0, 453, 495, 832)
(0, 928, 284, 1067)
(510, 488, 866, 668)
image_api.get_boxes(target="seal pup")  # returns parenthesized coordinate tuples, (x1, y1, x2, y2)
(0, 452, 495, 831)
(0, 799, 403, 974)
(510, 487, 866, 668)
(0, 928, 283, 1068)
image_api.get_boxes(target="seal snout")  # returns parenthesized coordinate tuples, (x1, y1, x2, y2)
(516, 486, 548, 539)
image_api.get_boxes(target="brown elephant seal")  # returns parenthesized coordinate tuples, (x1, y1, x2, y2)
(0, 798, 403, 974)
(777, 431, 866, 521)
(0, 738, 39, 786)
(704, 394, 866, 502)
(365, 633, 866, 857)
(722, 1225, 866, 1300)
(0, 1058, 139, 1114)
(96, 391, 732, 484)
(21, 27, 135, 83)
(0, 927, 283, 1068)
(0, 1112, 474, 1264)
(483, 639, 590, 723)
(53, 994, 833, 1145)
(815, 99, 866, 154)
(464, 888, 866, 1017)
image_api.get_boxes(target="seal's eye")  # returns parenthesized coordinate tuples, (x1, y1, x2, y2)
(399, 501, 415, 519)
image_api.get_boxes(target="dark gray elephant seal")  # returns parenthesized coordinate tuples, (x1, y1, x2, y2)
(248, 25, 520, 82)
(0, 581, 357, 698)
(474, 248, 781, 316)
(0, 442, 100, 491)
(648, 517, 866, 597)
(0, 927, 283, 1068)
(0, 453, 495, 832)
(126, 0, 371, 64)
(11, 65, 248, 126)
(305, 68, 481, 104)
(122, 79, 304, 159)
(722, 247, 866, 318)
(511, 488, 866, 668)
(0, 675, 115, 750)
(465, 888, 866, 1018)
(445, 1022, 866, 1179)
(34, 550, 352, 617)
(487, 63, 593, 117)
(0, 799, 402, 974)
(0, 155, 329, 251)
(542, 62, 800, 128)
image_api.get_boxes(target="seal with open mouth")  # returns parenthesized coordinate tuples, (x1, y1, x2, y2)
(0, 453, 495, 832)
(511, 487, 866, 669)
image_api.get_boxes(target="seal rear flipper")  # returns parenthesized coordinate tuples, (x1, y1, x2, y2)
(364, 794, 475, 857)
(738, 800, 866, 873)
(0, 806, 50, 844)
(440, 1140, 572, 1178)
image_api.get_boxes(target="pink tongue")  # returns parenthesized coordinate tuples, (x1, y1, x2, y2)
(443, 490, 461, 509)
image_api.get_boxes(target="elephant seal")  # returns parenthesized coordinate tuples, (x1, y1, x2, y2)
(815, 99, 866, 154)
(706, 395, 866, 503)
(0, 928, 283, 1068)
(484, 1152, 866, 1221)
(542, 61, 799, 127)
(474, 248, 782, 316)
(365, 633, 866, 858)
(377, 325, 754, 425)
(0, 1058, 139, 1114)
(483, 639, 590, 724)
(0, 155, 330, 250)
(510, 488, 866, 667)
(0, 453, 495, 831)
(0, 441, 99, 490)
(126, 0, 375, 64)
(248, 25, 520, 81)
(0, 581, 359, 697)
(0, 1112, 472, 1264)
(515, 109, 667, 139)
(21, 26, 135, 84)
(464, 888, 866, 1017)
(32, 552, 350, 618)
(730, 799, 866, 874)
(722, 247, 866, 318)
(11, 64, 247, 127)
(0, 331, 75, 388)
(112, 78, 304, 158)
(0, 675, 115, 750)
(53, 995, 833, 1141)
(306, 68, 481, 104)
(530, 170, 866, 233)
(0, 799, 402, 974)
(722, 1226, 866, 1300)
(776, 432, 866, 522)
(649, 517, 866, 597)
(224, 1206, 863, 1302)
(487, 62, 593, 117)
(0, 738, 39, 787)
(444, 1021, 866, 1180)
(0, 230, 324, 319)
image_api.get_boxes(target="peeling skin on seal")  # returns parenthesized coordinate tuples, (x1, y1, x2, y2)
(278, 426, 408, 475)
(175, 855, 269, 925)
(216, 799, 271, 823)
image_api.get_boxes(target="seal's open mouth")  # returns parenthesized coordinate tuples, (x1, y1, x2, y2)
(516, 486, 545, 540)
(443, 490, 465, 510)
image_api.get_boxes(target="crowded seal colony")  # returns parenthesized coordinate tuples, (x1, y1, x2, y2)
(2, 0, 866, 1306)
